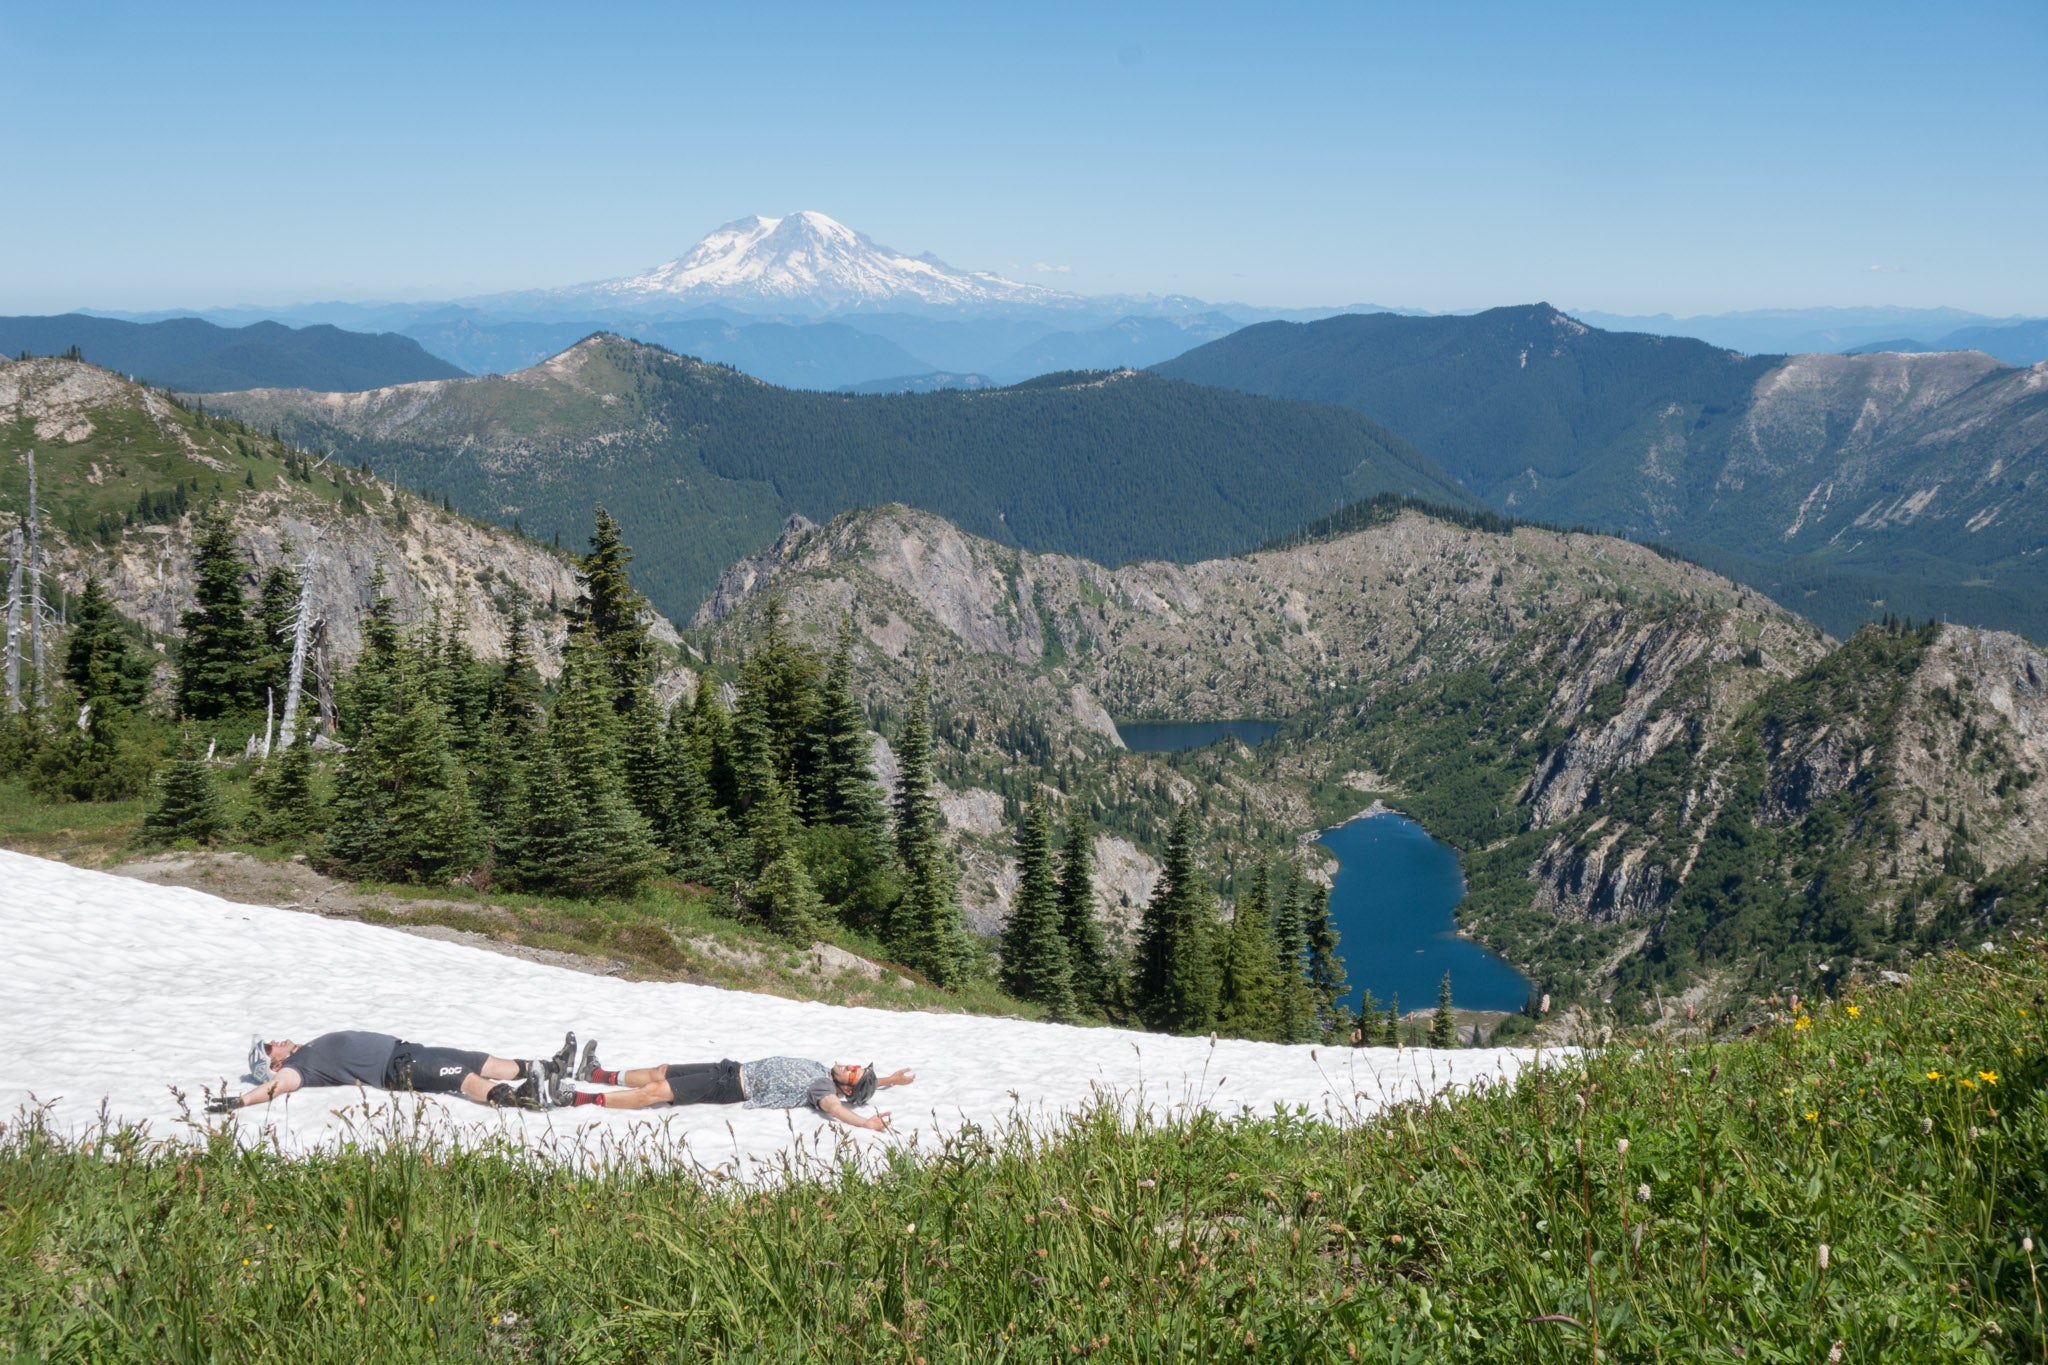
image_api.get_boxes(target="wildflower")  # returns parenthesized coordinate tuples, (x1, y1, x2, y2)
(1138, 1179, 1156, 1189)
(1921, 1117, 1934, 1135)
(1925, 1070, 1944, 1081)
(1805, 1111, 1820, 1124)
(905, 1223, 916, 1236)
(1817, 1243, 1830, 1271)
(1829, 1342, 1844, 1363)
(1636, 1183, 1651, 1204)
(1979, 1071, 1999, 1085)
(1616, 1139, 1629, 1156)
(1845, 1006, 1859, 1017)
(1795, 1016, 1813, 1031)
(428, 1294, 436, 1303)
(1959, 1078, 1978, 1091)
(2025, 1237, 2035, 1255)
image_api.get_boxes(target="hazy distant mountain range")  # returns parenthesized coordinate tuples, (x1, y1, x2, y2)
(0, 313, 464, 392)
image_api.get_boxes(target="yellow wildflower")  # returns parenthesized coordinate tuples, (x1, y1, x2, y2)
(1845, 1006, 1860, 1017)
(1925, 1070, 1944, 1081)
(1795, 1016, 1813, 1031)
(1959, 1078, 1978, 1091)
(1805, 1111, 1820, 1123)
(1978, 1071, 1999, 1085)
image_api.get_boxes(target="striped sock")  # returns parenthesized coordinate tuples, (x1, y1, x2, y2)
(589, 1067, 620, 1085)
(572, 1092, 607, 1107)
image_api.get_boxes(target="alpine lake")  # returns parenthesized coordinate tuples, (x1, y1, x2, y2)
(1118, 718, 1532, 1015)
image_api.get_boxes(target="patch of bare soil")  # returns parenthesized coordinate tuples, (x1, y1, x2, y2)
(103, 852, 633, 976)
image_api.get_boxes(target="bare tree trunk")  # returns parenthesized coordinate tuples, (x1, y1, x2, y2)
(277, 560, 317, 747)
(25, 450, 44, 706)
(4, 524, 21, 713)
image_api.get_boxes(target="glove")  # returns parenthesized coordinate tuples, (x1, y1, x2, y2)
(205, 1095, 240, 1115)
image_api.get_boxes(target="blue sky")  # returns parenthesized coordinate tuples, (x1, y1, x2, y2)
(4, 1, 2043, 316)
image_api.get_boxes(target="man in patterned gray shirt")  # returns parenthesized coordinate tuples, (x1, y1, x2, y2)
(559, 1046, 914, 1131)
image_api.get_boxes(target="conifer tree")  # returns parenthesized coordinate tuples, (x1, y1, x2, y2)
(31, 678, 155, 803)
(321, 631, 480, 883)
(1303, 883, 1349, 1038)
(1382, 996, 1402, 1046)
(63, 576, 151, 709)
(1131, 811, 1218, 1035)
(501, 635, 661, 897)
(254, 549, 301, 706)
(741, 775, 824, 942)
(693, 681, 741, 815)
(487, 596, 545, 733)
(661, 701, 734, 886)
(432, 610, 493, 757)
(175, 509, 263, 721)
(731, 598, 820, 813)
(1270, 879, 1319, 1043)
(1429, 972, 1459, 1049)
(1001, 796, 1074, 1015)
(1215, 864, 1281, 1040)
(807, 620, 886, 837)
(252, 733, 322, 844)
(567, 505, 653, 710)
(1055, 810, 1113, 1014)
(620, 693, 670, 830)
(889, 674, 968, 987)
(142, 734, 225, 845)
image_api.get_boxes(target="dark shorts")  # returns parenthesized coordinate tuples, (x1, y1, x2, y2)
(384, 1042, 490, 1094)
(661, 1060, 745, 1107)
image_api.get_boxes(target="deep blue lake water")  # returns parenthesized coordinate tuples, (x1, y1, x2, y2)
(1117, 719, 1283, 752)
(1317, 813, 1532, 1014)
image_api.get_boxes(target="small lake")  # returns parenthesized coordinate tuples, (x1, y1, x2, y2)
(1117, 719, 1283, 752)
(1317, 813, 1532, 1014)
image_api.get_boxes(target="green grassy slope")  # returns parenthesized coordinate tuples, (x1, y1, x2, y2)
(4, 941, 2041, 1360)
(212, 336, 1473, 621)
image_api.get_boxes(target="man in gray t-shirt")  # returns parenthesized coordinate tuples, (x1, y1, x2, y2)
(206, 1030, 575, 1114)
(556, 1046, 915, 1131)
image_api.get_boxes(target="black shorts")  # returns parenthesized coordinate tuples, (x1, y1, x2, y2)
(384, 1041, 490, 1094)
(661, 1060, 745, 1106)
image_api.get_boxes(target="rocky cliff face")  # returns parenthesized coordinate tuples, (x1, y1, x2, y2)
(3, 357, 679, 676)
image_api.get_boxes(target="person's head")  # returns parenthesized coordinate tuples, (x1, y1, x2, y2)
(832, 1062, 878, 1107)
(248, 1038, 299, 1083)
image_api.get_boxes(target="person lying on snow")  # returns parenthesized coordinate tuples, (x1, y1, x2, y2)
(558, 1042, 914, 1131)
(206, 1031, 579, 1114)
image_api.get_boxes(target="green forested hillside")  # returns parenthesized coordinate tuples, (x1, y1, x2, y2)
(1158, 307, 2048, 642)
(211, 336, 1470, 621)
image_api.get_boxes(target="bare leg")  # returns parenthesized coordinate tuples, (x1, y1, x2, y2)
(478, 1055, 520, 1081)
(458, 1073, 498, 1103)
(592, 1078, 675, 1111)
(617, 1065, 668, 1086)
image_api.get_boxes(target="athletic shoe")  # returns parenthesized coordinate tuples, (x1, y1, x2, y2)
(575, 1038, 602, 1083)
(485, 1081, 546, 1111)
(550, 1031, 577, 1082)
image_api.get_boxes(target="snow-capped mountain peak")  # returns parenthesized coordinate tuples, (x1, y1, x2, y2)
(592, 211, 1074, 313)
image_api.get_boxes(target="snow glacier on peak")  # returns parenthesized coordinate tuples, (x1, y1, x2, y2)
(592, 211, 1074, 312)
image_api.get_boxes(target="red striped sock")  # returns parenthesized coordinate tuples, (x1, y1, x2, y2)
(589, 1067, 621, 1085)
(572, 1092, 607, 1107)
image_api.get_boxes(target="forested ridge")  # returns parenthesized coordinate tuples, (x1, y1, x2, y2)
(1158, 305, 2048, 643)
(215, 335, 1471, 622)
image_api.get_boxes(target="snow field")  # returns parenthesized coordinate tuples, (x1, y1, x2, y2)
(0, 849, 1556, 1183)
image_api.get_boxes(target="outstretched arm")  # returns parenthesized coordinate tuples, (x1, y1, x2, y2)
(878, 1069, 915, 1089)
(816, 1095, 889, 1131)
(216, 1068, 304, 1111)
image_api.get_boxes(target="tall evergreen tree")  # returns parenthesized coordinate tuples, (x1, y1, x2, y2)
(252, 732, 322, 844)
(253, 548, 302, 707)
(1000, 796, 1074, 1015)
(321, 619, 480, 884)
(63, 576, 152, 709)
(501, 635, 661, 897)
(1429, 973, 1459, 1049)
(1215, 863, 1281, 1040)
(741, 775, 824, 942)
(731, 598, 821, 813)
(807, 620, 886, 837)
(1055, 810, 1113, 1014)
(1303, 883, 1349, 1038)
(1131, 811, 1218, 1035)
(889, 674, 968, 987)
(1270, 879, 1319, 1044)
(141, 734, 225, 845)
(693, 681, 742, 815)
(1381, 995, 1402, 1047)
(661, 701, 734, 886)
(175, 509, 264, 721)
(566, 505, 653, 710)
(620, 693, 670, 831)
